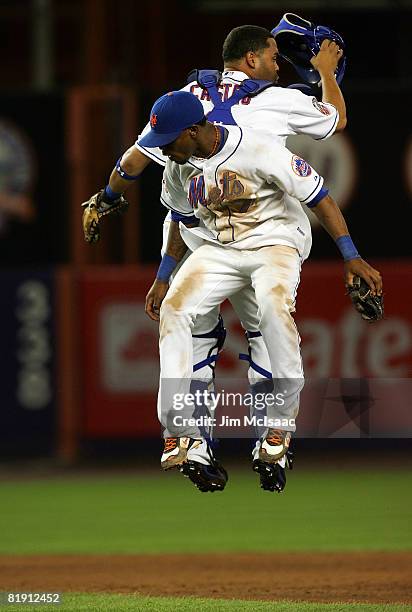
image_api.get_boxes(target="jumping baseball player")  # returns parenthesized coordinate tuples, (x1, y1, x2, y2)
(82, 21, 351, 493)
(137, 90, 382, 488)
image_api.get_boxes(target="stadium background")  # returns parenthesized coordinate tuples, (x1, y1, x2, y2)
(0, 1, 411, 611)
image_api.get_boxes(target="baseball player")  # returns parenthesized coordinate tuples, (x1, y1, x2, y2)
(137, 91, 382, 493)
(83, 24, 349, 492)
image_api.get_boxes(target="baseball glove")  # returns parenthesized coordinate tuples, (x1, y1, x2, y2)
(347, 276, 384, 322)
(81, 189, 129, 243)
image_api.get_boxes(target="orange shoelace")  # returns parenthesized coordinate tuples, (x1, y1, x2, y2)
(164, 438, 178, 452)
(266, 430, 284, 446)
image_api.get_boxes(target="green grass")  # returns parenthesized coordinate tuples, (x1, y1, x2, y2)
(0, 469, 411, 554)
(2, 594, 412, 612)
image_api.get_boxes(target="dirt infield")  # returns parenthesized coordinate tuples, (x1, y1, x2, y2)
(1, 552, 411, 604)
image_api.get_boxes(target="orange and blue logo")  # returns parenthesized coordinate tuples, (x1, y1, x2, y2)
(150, 114, 158, 127)
(291, 155, 311, 177)
(312, 99, 331, 116)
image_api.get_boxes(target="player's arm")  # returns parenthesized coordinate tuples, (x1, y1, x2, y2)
(259, 142, 381, 294)
(105, 146, 152, 195)
(308, 194, 382, 294)
(310, 39, 347, 131)
(145, 216, 197, 322)
(145, 164, 199, 321)
(82, 125, 163, 242)
(81, 145, 153, 244)
(107, 116, 170, 197)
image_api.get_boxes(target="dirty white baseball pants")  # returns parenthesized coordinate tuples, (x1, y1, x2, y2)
(158, 242, 304, 438)
(162, 215, 272, 385)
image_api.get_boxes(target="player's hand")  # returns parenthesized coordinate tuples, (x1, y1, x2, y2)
(344, 258, 383, 296)
(145, 279, 169, 321)
(310, 39, 343, 77)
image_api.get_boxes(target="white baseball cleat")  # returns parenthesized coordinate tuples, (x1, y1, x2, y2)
(161, 437, 203, 470)
(259, 429, 291, 463)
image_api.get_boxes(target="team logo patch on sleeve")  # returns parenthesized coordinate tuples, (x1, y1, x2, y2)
(291, 155, 312, 177)
(312, 98, 331, 115)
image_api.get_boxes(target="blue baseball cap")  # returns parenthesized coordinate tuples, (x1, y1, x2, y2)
(138, 91, 206, 148)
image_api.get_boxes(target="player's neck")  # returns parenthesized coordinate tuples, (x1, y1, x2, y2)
(193, 124, 222, 159)
(223, 63, 252, 79)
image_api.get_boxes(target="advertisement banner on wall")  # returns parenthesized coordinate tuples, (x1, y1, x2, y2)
(79, 267, 160, 437)
(0, 269, 56, 455)
(79, 262, 412, 439)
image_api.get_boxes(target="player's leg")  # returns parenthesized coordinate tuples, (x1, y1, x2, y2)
(229, 284, 293, 492)
(229, 286, 272, 456)
(160, 216, 228, 490)
(181, 309, 228, 491)
(249, 245, 303, 379)
(158, 243, 246, 472)
(229, 287, 272, 385)
(159, 243, 245, 378)
(248, 245, 304, 476)
(163, 212, 225, 387)
(191, 310, 225, 382)
(189, 311, 224, 453)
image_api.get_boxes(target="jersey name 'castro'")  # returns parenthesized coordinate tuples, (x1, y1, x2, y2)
(161, 125, 325, 260)
(135, 70, 339, 166)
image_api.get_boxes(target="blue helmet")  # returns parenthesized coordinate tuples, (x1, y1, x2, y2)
(271, 13, 346, 86)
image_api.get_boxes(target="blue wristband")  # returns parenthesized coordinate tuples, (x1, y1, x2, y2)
(335, 235, 360, 261)
(156, 254, 178, 282)
(171, 211, 199, 226)
(116, 157, 140, 181)
(104, 185, 122, 201)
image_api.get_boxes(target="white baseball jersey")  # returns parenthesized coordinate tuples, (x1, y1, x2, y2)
(160, 125, 325, 260)
(135, 70, 339, 165)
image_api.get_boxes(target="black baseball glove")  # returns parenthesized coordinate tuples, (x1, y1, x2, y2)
(81, 189, 129, 243)
(347, 276, 384, 322)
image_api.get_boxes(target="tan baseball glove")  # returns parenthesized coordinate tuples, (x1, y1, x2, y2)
(81, 189, 129, 243)
(347, 276, 384, 322)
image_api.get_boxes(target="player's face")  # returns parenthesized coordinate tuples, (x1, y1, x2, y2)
(254, 38, 280, 83)
(161, 129, 196, 164)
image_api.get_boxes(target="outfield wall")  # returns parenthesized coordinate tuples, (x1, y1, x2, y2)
(1, 262, 411, 458)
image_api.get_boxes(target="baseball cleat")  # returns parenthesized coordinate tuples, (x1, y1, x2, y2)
(253, 449, 293, 493)
(179, 460, 228, 492)
(161, 437, 203, 470)
(259, 429, 291, 463)
(253, 460, 286, 492)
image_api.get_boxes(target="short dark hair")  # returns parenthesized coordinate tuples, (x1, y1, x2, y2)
(222, 25, 274, 63)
